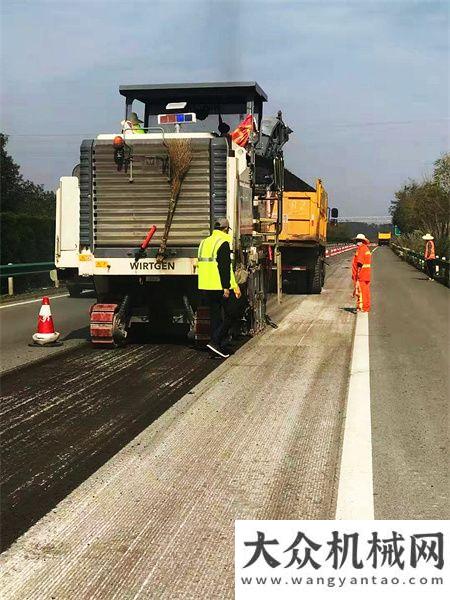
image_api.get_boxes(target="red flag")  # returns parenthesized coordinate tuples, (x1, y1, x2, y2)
(231, 114, 255, 147)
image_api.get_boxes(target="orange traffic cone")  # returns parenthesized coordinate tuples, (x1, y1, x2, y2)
(31, 297, 61, 345)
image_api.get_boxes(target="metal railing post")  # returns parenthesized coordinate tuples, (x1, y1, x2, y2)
(50, 269, 59, 289)
(7, 263, 14, 295)
(1, 262, 56, 297)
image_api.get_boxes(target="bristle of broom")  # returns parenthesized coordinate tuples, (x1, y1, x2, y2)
(155, 139, 193, 262)
(166, 139, 192, 192)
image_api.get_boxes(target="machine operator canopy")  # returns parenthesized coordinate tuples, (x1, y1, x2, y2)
(119, 81, 268, 132)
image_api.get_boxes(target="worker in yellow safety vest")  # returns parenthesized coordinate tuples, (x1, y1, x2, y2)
(121, 112, 145, 134)
(197, 217, 241, 358)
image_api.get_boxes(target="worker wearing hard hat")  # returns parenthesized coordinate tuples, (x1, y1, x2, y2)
(422, 233, 436, 281)
(121, 112, 145, 134)
(197, 217, 241, 358)
(352, 233, 371, 312)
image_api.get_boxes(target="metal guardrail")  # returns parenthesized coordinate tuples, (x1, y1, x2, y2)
(325, 243, 357, 256)
(391, 243, 449, 287)
(0, 262, 57, 296)
(0, 262, 55, 277)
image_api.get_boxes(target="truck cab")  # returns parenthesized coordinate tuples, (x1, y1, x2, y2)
(378, 232, 392, 246)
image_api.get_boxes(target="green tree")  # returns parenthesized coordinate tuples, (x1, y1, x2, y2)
(433, 153, 450, 194)
(0, 133, 55, 216)
(327, 222, 352, 242)
(390, 153, 450, 255)
(1, 133, 56, 265)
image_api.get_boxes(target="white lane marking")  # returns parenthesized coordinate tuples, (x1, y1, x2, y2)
(335, 311, 374, 519)
(0, 293, 70, 309)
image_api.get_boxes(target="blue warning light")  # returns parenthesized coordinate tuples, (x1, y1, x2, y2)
(158, 112, 197, 125)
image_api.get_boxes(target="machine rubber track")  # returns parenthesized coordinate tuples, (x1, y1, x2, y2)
(90, 303, 120, 347)
(90, 296, 131, 347)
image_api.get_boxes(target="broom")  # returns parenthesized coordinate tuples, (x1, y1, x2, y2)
(156, 139, 192, 262)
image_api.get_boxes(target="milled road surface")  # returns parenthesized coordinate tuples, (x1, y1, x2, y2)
(370, 247, 448, 518)
(0, 341, 223, 551)
(0, 254, 349, 552)
(0, 253, 355, 599)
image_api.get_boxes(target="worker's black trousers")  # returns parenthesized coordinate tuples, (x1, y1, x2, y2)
(426, 259, 435, 278)
(202, 290, 234, 349)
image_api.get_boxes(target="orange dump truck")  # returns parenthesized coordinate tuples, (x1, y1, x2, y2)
(267, 177, 329, 293)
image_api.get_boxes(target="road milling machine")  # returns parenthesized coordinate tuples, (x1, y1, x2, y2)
(55, 82, 296, 346)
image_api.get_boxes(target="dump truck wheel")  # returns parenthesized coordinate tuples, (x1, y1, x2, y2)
(294, 272, 306, 294)
(308, 257, 322, 294)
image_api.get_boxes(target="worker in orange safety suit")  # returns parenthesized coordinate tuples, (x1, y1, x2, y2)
(352, 233, 371, 312)
(422, 233, 436, 281)
(351, 249, 360, 310)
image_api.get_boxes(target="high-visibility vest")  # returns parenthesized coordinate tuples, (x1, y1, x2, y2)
(356, 243, 371, 282)
(122, 120, 145, 134)
(351, 253, 358, 282)
(425, 240, 435, 260)
(197, 230, 237, 290)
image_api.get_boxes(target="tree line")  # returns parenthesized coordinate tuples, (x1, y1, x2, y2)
(327, 221, 392, 243)
(1, 133, 56, 265)
(390, 153, 449, 256)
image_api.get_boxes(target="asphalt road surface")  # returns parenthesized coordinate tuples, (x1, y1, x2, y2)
(0, 250, 448, 600)
(0, 255, 349, 552)
(0, 292, 94, 373)
(370, 247, 448, 519)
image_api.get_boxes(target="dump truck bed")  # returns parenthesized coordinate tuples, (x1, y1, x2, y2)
(262, 178, 328, 246)
(279, 188, 327, 244)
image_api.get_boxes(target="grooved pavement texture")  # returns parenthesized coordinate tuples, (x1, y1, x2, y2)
(0, 258, 355, 600)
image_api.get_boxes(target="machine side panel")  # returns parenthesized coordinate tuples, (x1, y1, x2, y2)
(55, 177, 80, 268)
(210, 137, 228, 225)
(79, 139, 94, 248)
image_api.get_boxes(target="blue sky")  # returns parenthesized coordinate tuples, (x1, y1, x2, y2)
(1, 0, 448, 217)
